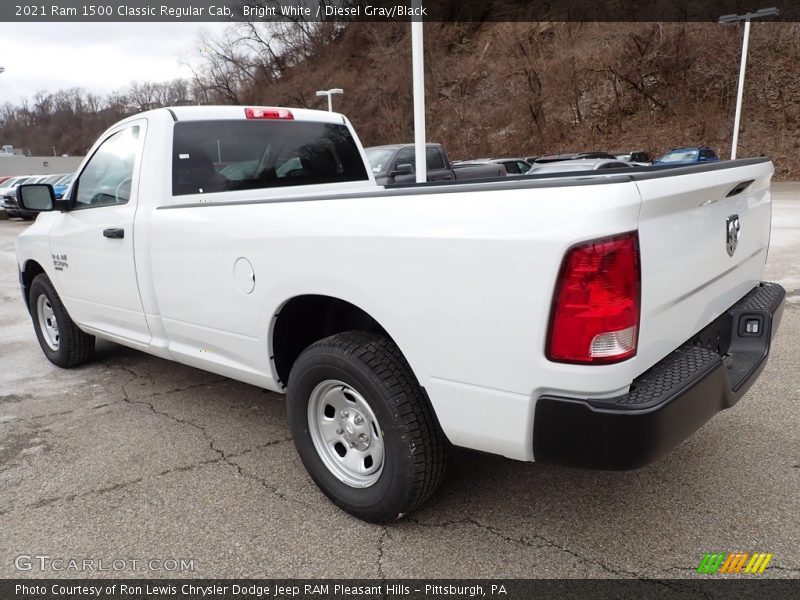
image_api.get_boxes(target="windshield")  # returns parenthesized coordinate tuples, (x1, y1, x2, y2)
(365, 148, 396, 174)
(658, 149, 698, 163)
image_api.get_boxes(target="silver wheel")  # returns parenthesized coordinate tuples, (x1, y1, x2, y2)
(37, 294, 60, 351)
(307, 379, 384, 488)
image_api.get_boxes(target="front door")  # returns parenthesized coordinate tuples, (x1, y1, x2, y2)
(49, 120, 151, 345)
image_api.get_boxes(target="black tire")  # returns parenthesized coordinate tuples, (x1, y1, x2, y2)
(29, 273, 95, 368)
(286, 331, 448, 523)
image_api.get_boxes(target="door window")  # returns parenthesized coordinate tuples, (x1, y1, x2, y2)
(425, 147, 445, 170)
(392, 147, 447, 173)
(699, 149, 716, 160)
(393, 148, 416, 172)
(73, 127, 140, 209)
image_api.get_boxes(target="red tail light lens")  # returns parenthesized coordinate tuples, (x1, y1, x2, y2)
(245, 107, 294, 120)
(547, 232, 640, 364)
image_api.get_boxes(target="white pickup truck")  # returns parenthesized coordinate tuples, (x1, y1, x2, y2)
(15, 106, 784, 523)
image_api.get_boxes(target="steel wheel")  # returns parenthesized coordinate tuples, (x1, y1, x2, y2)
(37, 294, 60, 351)
(307, 379, 384, 488)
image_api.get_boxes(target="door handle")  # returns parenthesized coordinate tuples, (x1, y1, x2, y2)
(103, 228, 124, 239)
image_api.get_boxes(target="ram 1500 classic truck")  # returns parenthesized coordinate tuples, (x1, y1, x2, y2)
(366, 142, 505, 184)
(15, 106, 784, 523)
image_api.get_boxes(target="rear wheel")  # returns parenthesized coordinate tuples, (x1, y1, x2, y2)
(286, 331, 448, 523)
(29, 274, 95, 368)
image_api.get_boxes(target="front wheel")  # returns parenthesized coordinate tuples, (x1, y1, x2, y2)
(29, 273, 95, 368)
(286, 331, 448, 523)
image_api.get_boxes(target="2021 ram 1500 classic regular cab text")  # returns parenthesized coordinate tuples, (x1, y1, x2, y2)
(15, 106, 784, 523)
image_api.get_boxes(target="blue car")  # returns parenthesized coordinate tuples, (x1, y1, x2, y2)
(52, 173, 75, 199)
(655, 147, 719, 165)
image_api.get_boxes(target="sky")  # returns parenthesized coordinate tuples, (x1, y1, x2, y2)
(0, 23, 231, 106)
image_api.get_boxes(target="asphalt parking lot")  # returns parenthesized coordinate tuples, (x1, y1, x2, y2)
(1, 184, 798, 580)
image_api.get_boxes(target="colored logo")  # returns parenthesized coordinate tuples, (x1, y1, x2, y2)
(696, 552, 773, 574)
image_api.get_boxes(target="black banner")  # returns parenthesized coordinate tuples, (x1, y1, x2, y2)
(1, 1, 799, 23)
(2, 579, 799, 600)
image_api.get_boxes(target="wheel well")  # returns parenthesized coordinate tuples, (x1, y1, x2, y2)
(272, 295, 391, 387)
(20, 260, 45, 310)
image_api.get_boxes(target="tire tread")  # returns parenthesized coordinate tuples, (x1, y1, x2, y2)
(292, 331, 448, 520)
(30, 274, 95, 368)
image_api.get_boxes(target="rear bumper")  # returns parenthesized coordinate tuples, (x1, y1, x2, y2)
(533, 282, 785, 469)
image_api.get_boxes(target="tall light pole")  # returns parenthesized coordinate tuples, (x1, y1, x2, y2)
(719, 7, 779, 160)
(411, 14, 426, 184)
(315, 88, 343, 112)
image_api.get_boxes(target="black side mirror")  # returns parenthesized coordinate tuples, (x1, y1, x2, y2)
(390, 163, 414, 176)
(16, 184, 56, 211)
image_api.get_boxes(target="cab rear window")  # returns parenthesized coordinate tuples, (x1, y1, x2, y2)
(172, 120, 369, 196)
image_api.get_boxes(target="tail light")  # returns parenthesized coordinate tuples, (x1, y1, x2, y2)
(245, 107, 294, 120)
(547, 232, 640, 364)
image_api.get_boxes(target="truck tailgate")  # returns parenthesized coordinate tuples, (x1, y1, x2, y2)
(632, 159, 774, 378)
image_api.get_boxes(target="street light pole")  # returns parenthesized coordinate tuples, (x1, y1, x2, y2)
(719, 7, 779, 160)
(730, 17, 751, 161)
(411, 5, 426, 184)
(315, 88, 343, 112)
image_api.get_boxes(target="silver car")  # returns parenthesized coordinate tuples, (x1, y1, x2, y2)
(526, 158, 633, 175)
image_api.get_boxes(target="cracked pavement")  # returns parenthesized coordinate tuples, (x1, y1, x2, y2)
(1, 184, 799, 579)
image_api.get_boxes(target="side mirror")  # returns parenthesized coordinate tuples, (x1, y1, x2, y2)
(390, 163, 414, 176)
(16, 184, 56, 211)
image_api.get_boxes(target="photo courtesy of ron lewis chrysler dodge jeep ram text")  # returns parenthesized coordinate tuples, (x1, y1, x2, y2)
(14, 106, 784, 522)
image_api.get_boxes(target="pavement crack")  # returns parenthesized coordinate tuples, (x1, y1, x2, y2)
(408, 516, 665, 580)
(9, 409, 77, 422)
(377, 526, 388, 580)
(145, 378, 229, 399)
(220, 451, 315, 511)
(770, 565, 800, 573)
(26, 477, 145, 511)
(98, 360, 152, 382)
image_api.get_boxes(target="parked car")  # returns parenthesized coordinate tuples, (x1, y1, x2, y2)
(15, 105, 783, 523)
(524, 156, 540, 165)
(456, 157, 531, 175)
(533, 152, 618, 164)
(655, 147, 720, 165)
(0, 176, 39, 219)
(613, 151, 653, 166)
(366, 143, 505, 184)
(0, 175, 15, 185)
(526, 158, 634, 175)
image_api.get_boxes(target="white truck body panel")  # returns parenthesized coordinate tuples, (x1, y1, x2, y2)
(16, 107, 774, 462)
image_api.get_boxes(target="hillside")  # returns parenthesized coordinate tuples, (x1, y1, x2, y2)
(2, 22, 799, 177)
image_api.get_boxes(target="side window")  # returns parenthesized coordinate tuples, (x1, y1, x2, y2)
(74, 127, 139, 209)
(393, 148, 416, 172)
(425, 147, 445, 171)
(700, 149, 715, 160)
(503, 161, 519, 174)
